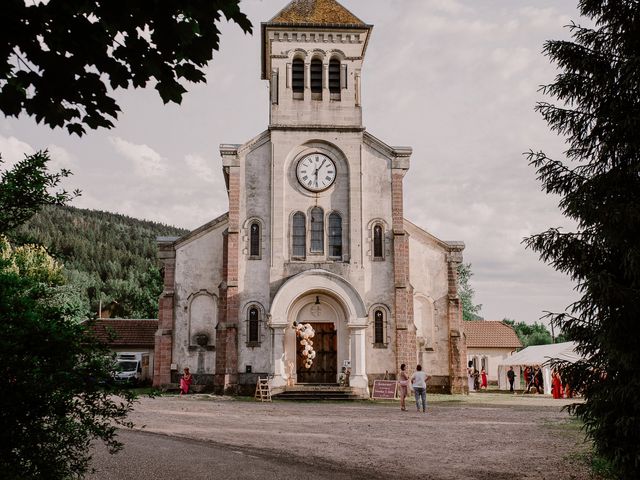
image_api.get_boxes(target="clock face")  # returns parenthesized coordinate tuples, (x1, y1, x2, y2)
(296, 153, 336, 192)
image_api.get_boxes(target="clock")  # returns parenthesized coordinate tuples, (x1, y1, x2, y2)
(296, 153, 336, 192)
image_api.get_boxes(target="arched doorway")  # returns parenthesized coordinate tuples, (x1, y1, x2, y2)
(268, 269, 369, 392)
(293, 295, 341, 384)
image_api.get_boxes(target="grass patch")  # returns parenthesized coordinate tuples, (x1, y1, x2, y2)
(556, 417, 618, 480)
(130, 386, 164, 397)
(566, 449, 617, 480)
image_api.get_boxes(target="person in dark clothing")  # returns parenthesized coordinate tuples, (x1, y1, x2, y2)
(535, 366, 544, 394)
(507, 366, 516, 392)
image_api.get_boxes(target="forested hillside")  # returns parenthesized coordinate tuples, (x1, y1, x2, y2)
(11, 206, 188, 319)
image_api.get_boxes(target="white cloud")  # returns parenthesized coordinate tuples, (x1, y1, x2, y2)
(46, 144, 75, 170)
(185, 153, 218, 183)
(108, 136, 168, 177)
(520, 6, 571, 29)
(0, 135, 35, 167)
(490, 47, 535, 79)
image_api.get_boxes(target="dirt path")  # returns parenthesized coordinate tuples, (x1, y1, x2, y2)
(122, 393, 590, 480)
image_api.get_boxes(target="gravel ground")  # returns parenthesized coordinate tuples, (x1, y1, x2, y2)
(94, 392, 592, 480)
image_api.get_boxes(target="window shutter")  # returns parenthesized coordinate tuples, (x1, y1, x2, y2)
(341, 64, 347, 89)
(292, 212, 306, 258)
(310, 207, 324, 253)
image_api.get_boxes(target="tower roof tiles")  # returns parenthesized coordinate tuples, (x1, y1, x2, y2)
(268, 0, 365, 26)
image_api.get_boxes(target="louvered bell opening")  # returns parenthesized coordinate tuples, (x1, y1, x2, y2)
(329, 59, 341, 100)
(292, 59, 304, 99)
(310, 59, 323, 100)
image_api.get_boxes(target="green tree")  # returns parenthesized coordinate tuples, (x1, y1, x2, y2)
(458, 262, 483, 320)
(502, 318, 553, 347)
(0, 237, 135, 479)
(14, 205, 187, 319)
(525, 1, 640, 476)
(0, 0, 252, 135)
(0, 151, 79, 234)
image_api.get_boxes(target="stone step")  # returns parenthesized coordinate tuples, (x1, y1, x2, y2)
(273, 387, 360, 401)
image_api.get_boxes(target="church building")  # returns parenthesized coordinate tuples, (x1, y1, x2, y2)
(153, 0, 468, 397)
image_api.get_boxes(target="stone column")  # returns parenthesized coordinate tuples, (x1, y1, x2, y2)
(347, 322, 369, 391)
(447, 244, 468, 394)
(216, 148, 241, 394)
(304, 62, 310, 101)
(153, 242, 175, 387)
(322, 63, 329, 102)
(269, 321, 288, 388)
(390, 152, 415, 375)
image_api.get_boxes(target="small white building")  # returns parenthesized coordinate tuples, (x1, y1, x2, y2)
(464, 321, 522, 382)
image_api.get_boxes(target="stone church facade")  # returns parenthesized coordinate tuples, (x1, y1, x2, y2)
(153, 0, 468, 396)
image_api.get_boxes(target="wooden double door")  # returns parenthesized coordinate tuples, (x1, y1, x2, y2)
(296, 322, 337, 384)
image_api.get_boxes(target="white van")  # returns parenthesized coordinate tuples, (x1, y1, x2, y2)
(114, 352, 150, 384)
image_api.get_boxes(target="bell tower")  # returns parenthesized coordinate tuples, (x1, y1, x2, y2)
(261, 0, 372, 128)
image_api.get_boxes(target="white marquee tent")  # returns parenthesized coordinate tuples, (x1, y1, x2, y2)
(497, 342, 582, 394)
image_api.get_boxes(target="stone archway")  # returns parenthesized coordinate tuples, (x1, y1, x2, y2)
(268, 269, 368, 392)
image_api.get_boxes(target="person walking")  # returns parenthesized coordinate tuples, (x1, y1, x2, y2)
(398, 363, 409, 411)
(410, 364, 430, 413)
(507, 366, 516, 393)
(480, 368, 488, 390)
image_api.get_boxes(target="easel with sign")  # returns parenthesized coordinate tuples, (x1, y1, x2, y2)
(254, 377, 272, 402)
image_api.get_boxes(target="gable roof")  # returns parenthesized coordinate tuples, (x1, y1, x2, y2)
(464, 321, 523, 349)
(89, 319, 157, 348)
(268, 0, 365, 26)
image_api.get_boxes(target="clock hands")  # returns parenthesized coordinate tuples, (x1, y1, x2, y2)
(313, 158, 327, 188)
(314, 158, 327, 187)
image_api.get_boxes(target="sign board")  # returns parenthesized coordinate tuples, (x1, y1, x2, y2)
(371, 380, 398, 399)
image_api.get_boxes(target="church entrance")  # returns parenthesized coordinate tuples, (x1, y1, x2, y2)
(296, 322, 337, 384)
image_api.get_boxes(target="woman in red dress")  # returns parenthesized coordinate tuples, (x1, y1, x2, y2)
(179, 367, 193, 395)
(480, 368, 488, 389)
(552, 371, 564, 399)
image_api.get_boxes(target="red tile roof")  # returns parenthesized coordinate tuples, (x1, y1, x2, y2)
(464, 321, 523, 349)
(89, 319, 157, 348)
(269, 0, 365, 26)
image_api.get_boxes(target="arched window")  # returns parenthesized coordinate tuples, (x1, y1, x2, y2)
(249, 222, 260, 258)
(374, 310, 385, 345)
(292, 212, 306, 258)
(310, 207, 324, 253)
(292, 58, 304, 96)
(329, 58, 341, 100)
(328, 212, 342, 258)
(248, 307, 260, 345)
(310, 58, 322, 99)
(373, 224, 384, 259)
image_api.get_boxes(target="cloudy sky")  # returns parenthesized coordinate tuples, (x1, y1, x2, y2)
(1, 0, 584, 325)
